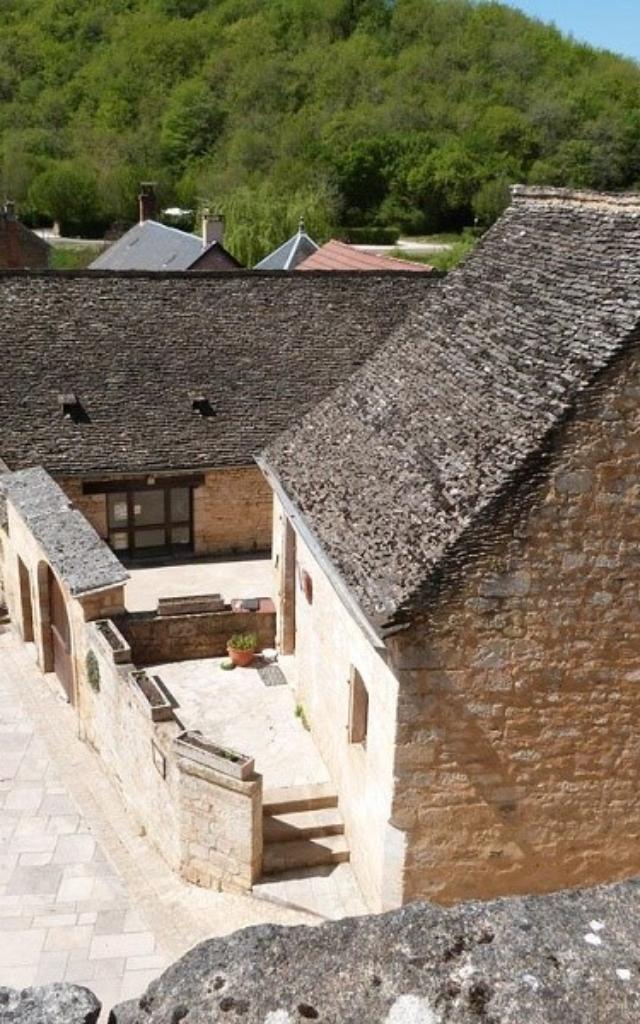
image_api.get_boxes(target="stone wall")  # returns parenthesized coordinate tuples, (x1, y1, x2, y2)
(80, 623, 183, 870)
(389, 347, 640, 905)
(179, 756, 262, 891)
(193, 467, 272, 555)
(79, 621, 263, 890)
(273, 498, 403, 911)
(115, 606, 275, 665)
(59, 465, 272, 556)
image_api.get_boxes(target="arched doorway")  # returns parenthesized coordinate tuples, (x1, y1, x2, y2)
(48, 566, 74, 704)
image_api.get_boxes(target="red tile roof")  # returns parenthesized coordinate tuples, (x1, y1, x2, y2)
(296, 239, 432, 273)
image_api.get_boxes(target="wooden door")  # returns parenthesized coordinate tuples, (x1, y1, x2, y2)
(48, 567, 74, 704)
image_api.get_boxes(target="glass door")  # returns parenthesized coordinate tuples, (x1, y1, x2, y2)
(106, 485, 193, 558)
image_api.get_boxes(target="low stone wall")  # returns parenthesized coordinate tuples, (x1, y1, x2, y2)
(179, 755, 262, 891)
(114, 606, 276, 666)
(80, 619, 263, 892)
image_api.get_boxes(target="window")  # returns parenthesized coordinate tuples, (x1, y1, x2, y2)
(348, 666, 369, 746)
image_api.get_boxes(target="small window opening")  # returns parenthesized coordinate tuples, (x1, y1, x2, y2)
(348, 666, 369, 745)
(191, 395, 215, 417)
(58, 392, 89, 424)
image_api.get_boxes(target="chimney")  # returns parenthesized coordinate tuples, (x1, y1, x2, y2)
(138, 182, 157, 223)
(3, 200, 22, 269)
(202, 209, 224, 247)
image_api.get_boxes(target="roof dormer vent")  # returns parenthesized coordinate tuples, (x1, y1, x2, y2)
(191, 394, 215, 418)
(58, 392, 88, 424)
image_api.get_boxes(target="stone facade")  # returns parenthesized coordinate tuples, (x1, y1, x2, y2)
(1, 471, 264, 895)
(388, 346, 640, 904)
(272, 497, 403, 911)
(60, 466, 272, 557)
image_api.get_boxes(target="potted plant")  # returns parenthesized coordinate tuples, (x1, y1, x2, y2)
(227, 631, 258, 667)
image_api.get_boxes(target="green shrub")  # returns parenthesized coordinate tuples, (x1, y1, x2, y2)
(227, 632, 258, 651)
(86, 649, 100, 693)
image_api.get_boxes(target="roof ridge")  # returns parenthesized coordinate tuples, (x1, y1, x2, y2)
(511, 184, 640, 211)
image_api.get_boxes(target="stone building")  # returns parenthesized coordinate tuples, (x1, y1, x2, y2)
(0, 270, 430, 563)
(260, 187, 640, 909)
(0, 201, 50, 269)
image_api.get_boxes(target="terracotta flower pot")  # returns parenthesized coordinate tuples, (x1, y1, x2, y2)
(227, 645, 256, 668)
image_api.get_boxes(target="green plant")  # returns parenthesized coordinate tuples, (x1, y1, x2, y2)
(86, 649, 100, 693)
(295, 703, 310, 732)
(227, 632, 257, 651)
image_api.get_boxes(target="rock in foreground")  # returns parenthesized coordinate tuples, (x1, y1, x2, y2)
(0, 984, 100, 1023)
(109, 878, 640, 1023)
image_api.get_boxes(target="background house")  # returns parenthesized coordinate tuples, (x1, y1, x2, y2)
(296, 238, 433, 273)
(90, 184, 242, 272)
(260, 186, 640, 910)
(254, 219, 319, 270)
(0, 270, 432, 564)
(0, 201, 50, 269)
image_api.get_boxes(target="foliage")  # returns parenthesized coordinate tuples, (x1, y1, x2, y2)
(228, 632, 258, 651)
(295, 703, 310, 731)
(1, 0, 640, 251)
(86, 649, 100, 693)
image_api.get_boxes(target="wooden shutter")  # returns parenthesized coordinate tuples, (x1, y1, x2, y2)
(348, 666, 369, 745)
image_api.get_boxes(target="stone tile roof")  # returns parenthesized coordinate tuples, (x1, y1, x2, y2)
(0, 467, 128, 595)
(297, 239, 433, 273)
(89, 220, 239, 271)
(0, 270, 433, 476)
(262, 187, 640, 632)
(254, 221, 319, 270)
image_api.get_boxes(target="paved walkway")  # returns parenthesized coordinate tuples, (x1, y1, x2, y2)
(0, 629, 365, 1016)
(125, 555, 273, 612)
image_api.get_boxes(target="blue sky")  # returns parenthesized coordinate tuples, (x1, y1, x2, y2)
(502, 1, 640, 61)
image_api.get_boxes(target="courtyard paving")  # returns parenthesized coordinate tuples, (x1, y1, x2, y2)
(153, 656, 331, 790)
(0, 629, 365, 1017)
(125, 555, 274, 612)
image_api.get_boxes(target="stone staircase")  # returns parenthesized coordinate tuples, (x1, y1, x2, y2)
(261, 782, 349, 877)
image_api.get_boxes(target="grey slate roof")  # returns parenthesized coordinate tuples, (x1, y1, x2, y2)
(89, 220, 234, 271)
(254, 222, 319, 270)
(0, 270, 433, 476)
(0, 467, 128, 595)
(262, 187, 640, 633)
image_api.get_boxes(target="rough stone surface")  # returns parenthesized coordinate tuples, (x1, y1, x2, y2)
(264, 186, 640, 629)
(0, 984, 100, 1023)
(1, 466, 128, 595)
(108, 879, 640, 1023)
(0, 270, 432, 476)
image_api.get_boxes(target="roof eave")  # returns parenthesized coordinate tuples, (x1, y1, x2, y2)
(256, 455, 388, 652)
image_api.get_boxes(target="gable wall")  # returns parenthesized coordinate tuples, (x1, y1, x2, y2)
(388, 344, 640, 904)
(0, 221, 49, 269)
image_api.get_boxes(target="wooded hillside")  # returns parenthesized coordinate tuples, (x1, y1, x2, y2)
(2, 0, 639, 263)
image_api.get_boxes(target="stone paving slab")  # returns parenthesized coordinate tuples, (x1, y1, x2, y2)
(0, 628, 366, 1018)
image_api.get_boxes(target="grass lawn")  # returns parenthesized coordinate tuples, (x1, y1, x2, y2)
(49, 245, 104, 269)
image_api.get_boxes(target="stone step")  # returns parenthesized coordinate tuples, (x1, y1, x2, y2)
(263, 782, 338, 816)
(262, 834, 350, 876)
(263, 807, 345, 845)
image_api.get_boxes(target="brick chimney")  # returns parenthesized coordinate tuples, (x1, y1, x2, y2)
(3, 200, 22, 269)
(138, 183, 157, 223)
(202, 209, 224, 247)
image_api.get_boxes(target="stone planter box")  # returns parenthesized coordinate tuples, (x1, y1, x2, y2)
(129, 669, 174, 723)
(175, 731, 255, 780)
(94, 618, 131, 664)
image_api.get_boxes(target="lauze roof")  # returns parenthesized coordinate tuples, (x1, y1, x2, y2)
(262, 187, 640, 634)
(0, 270, 433, 476)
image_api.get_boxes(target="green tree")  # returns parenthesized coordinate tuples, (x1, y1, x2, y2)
(28, 161, 101, 234)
